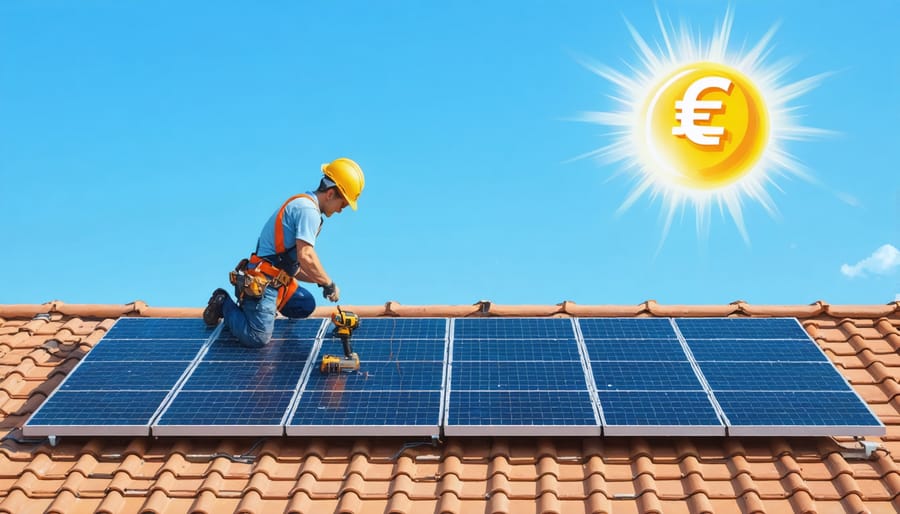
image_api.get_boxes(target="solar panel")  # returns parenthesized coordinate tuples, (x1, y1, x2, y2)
(24, 318, 214, 437)
(286, 318, 448, 436)
(579, 319, 726, 436)
(679, 317, 884, 436)
(153, 318, 324, 436)
(445, 318, 600, 436)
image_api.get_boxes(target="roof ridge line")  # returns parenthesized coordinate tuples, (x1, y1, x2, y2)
(0, 299, 897, 320)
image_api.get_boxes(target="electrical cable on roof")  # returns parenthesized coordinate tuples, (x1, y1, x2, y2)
(184, 438, 266, 464)
(391, 439, 440, 461)
(1, 431, 46, 446)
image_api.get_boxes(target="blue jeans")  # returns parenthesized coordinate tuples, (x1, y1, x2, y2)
(222, 282, 316, 348)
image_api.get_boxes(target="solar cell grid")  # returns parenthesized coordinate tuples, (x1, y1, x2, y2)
(675, 318, 809, 340)
(27, 390, 170, 428)
(83, 339, 206, 362)
(447, 391, 596, 428)
(700, 362, 853, 392)
(291, 391, 442, 428)
(584, 339, 688, 361)
(346, 318, 447, 339)
(687, 339, 826, 362)
(717, 391, 882, 434)
(203, 337, 313, 362)
(182, 361, 306, 391)
(452, 339, 581, 361)
(156, 390, 295, 427)
(268, 318, 325, 339)
(591, 361, 704, 391)
(578, 318, 677, 339)
(453, 318, 575, 339)
(598, 391, 723, 432)
(105, 318, 216, 340)
(303, 361, 443, 391)
(60, 361, 189, 391)
(451, 361, 587, 391)
(319, 337, 444, 362)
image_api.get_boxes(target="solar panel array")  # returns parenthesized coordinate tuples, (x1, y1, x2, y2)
(23, 316, 885, 438)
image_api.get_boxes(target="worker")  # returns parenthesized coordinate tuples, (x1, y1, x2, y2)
(202, 157, 364, 347)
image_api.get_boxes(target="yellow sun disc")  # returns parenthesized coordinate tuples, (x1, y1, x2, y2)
(643, 61, 769, 190)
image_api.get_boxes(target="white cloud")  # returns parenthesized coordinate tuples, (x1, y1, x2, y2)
(841, 244, 900, 278)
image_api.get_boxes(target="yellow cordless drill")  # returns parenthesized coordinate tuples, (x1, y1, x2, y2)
(320, 306, 361, 373)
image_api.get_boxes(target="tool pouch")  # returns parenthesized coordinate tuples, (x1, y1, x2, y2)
(238, 273, 268, 299)
(228, 258, 268, 300)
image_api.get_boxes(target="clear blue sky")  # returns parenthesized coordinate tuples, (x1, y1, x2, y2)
(1, 1, 897, 307)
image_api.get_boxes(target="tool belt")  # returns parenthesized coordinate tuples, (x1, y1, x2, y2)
(229, 254, 298, 310)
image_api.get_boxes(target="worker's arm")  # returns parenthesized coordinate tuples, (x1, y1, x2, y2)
(294, 239, 339, 301)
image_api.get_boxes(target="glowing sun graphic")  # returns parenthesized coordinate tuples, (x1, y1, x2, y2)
(576, 9, 829, 242)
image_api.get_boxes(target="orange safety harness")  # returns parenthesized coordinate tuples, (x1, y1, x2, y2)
(234, 193, 318, 310)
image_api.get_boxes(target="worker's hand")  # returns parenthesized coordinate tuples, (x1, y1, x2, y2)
(320, 282, 340, 302)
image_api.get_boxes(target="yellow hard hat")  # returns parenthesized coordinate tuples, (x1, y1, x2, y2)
(321, 157, 365, 210)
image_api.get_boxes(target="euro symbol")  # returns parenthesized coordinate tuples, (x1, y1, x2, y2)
(671, 76, 733, 146)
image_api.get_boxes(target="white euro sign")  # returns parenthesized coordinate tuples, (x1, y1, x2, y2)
(672, 76, 732, 145)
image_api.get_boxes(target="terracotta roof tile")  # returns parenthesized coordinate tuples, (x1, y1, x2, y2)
(1, 301, 899, 513)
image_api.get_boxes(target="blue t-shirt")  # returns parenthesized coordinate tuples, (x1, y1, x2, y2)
(256, 192, 322, 257)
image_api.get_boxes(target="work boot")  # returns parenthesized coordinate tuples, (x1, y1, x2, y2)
(203, 288, 229, 326)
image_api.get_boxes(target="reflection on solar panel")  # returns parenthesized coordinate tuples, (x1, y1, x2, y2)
(678, 317, 883, 436)
(24, 315, 884, 439)
(286, 318, 447, 436)
(581, 318, 724, 436)
(153, 318, 324, 436)
(445, 318, 599, 436)
(25, 318, 216, 436)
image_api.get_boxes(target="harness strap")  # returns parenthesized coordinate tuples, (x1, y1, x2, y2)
(274, 193, 317, 254)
